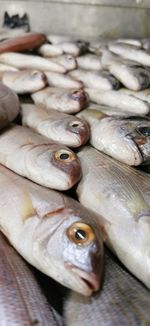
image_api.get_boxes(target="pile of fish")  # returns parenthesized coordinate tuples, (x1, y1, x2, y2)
(0, 29, 150, 324)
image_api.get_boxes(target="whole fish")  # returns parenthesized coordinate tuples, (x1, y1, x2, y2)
(38, 43, 63, 57)
(77, 108, 150, 165)
(32, 87, 88, 114)
(50, 55, 77, 71)
(0, 52, 66, 73)
(85, 88, 150, 115)
(101, 50, 150, 91)
(0, 232, 62, 325)
(0, 124, 81, 190)
(0, 70, 47, 94)
(0, 82, 19, 129)
(0, 32, 46, 53)
(45, 71, 83, 89)
(22, 103, 90, 147)
(70, 69, 119, 91)
(0, 63, 18, 71)
(76, 54, 102, 71)
(108, 42, 150, 66)
(76, 146, 150, 289)
(64, 248, 150, 326)
(119, 87, 150, 104)
(0, 164, 103, 296)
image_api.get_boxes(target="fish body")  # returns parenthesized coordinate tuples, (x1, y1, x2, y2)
(119, 87, 150, 104)
(76, 54, 102, 71)
(0, 82, 19, 129)
(76, 146, 150, 288)
(21, 103, 90, 147)
(0, 32, 46, 53)
(0, 164, 103, 296)
(47, 34, 72, 45)
(32, 87, 88, 114)
(50, 55, 77, 71)
(45, 71, 83, 89)
(38, 43, 63, 57)
(77, 108, 150, 165)
(112, 38, 142, 47)
(0, 63, 18, 71)
(87, 102, 134, 117)
(0, 124, 81, 190)
(0, 52, 66, 73)
(0, 70, 47, 94)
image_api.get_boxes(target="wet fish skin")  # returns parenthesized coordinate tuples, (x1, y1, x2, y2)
(21, 103, 90, 147)
(0, 63, 18, 71)
(32, 87, 88, 114)
(0, 32, 46, 53)
(77, 108, 150, 165)
(119, 87, 150, 104)
(50, 55, 77, 71)
(38, 43, 63, 57)
(76, 54, 102, 71)
(45, 71, 83, 89)
(87, 102, 135, 117)
(0, 124, 82, 190)
(76, 146, 150, 289)
(0, 232, 62, 326)
(0, 165, 103, 296)
(0, 70, 47, 94)
(0, 82, 19, 129)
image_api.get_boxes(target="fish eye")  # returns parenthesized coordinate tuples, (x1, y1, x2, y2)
(31, 70, 39, 76)
(69, 120, 83, 128)
(137, 127, 150, 137)
(66, 222, 95, 246)
(54, 149, 77, 162)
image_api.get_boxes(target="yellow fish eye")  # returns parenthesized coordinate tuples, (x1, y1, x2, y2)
(54, 149, 76, 163)
(66, 222, 95, 246)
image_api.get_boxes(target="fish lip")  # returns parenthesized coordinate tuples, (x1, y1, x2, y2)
(69, 89, 88, 109)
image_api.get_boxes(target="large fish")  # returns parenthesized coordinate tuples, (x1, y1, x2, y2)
(0, 52, 66, 73)
(38, 43, 63, 57)
(0, 124, 81, 190)
(70, 69, 119, 91)
(64, 248, 150, 326)
(0, 232, 62, 325)
(45, 71, 83, 89)
(77, 109, 150, 165)
(0, 82, 19, 130)
(49, 55, 77, 71)
(0, 70, 47, 94)
(0, 32, 46, 53)
(0, 164, 103, 296)
(32, 87, 88, 114)
(85, 88, 150, 115)
(76, 146, 150, 288)
(76, 54, 102, 71)
(22, 103, 90, 147)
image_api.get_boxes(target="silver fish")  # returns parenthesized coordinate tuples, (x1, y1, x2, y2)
(0, 232, 62, 325)
(0, 164, 103, 296)
(77, 108, 150, 165)
(76, 54, 102, 71)
(21, 103, 90, 147)
(38, 43, 63, 57)
(0, 52, 66, 73)
(0, 70, 47, 94)
(45, 71, 83, 89)
(85, 88, 150, 115)
(50, 55, 77, 71)
(0, 82, 19, 130)
(76, 146, 150, 289)
(32, 87, 88, 114)
(0, 124, 81, 190)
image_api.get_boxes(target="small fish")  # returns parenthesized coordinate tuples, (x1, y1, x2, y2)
(77, 108, 150, 165)
(0, 164, 103, 296)
(0, 52, 66, 73)
(0, 124, 81, 190)
(0, 70, 47, 94)
(77, 54, 102, 71)
(108, 42, 150, 66)
(0, 82, 19, 130)
(0, 32, 46, 53)
(38, 43, 63, 57)
(0, 232, 62, 325)
(70, 69, 120, 90)
(32, 87, 88, 114)
(50, 55, 77, 71)
(76, 146, 150, 289)
(119, 87, 150, 104)
(22, 103, 90, 147)
(101, 50, 150, 91)
(85, 88, 150, 115)
(45, 71, 83, 89)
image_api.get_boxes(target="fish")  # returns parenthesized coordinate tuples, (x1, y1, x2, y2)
(111, 38, 142, 48)
(22, 103, 90, 147)
(0, 63, 18, 71)
(0, 232, 62, 325)
(76, 54, 102, 71)
(0, 164, 103, 296)
(0, 82, 19, 130)
(49, 55, 77, 71)
(77, 108, 150, 165)
(0, 70, 47, 94)
(87, 102, 135, 117)
(85, 88, 150, 115)
(54, 42, 84, 57)
(108, 42, 150, 66)
(70, 69, 120, 91)
(45, 71, 83, 89)
(119, 87, 150, 104)
(0, 32, 46, 53)
(64, 247, 150, 326)
(76, 145, 150, 289)
(38, 43, 63, 57)
(0, 52, 66, 73)
(101, 50, 150, 91)
(0, 124, 81, 190)
(32, 87, 88, 114)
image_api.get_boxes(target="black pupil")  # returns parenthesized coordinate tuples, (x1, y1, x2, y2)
(60, 153, 69, 160)
(75, 229, 86, 241)
(138, 127, 150, 137)
(72, 123, 79, 128)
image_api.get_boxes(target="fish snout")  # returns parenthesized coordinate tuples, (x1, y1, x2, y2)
(67, 119, 90, 146)
(69, 89, 89, 109)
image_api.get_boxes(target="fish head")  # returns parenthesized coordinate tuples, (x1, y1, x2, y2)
(60, 55, 77, 70)
(66, 116, 90, 147)
(131, 123, 150, 164)
(67, 89, 89, 112)
(28, 70, 47, 88)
